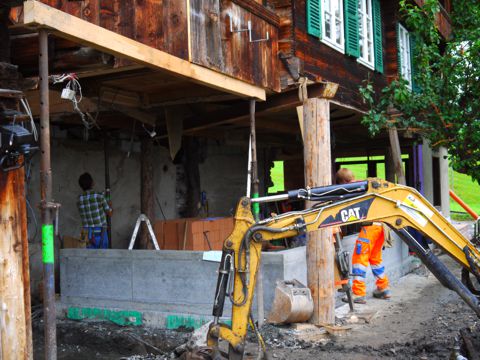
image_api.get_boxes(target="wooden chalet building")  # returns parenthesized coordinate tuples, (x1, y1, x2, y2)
(0, 1, 455, 355)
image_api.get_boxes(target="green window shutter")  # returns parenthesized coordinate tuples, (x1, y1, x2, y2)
(344, 0, 360, 57)
(396, 23, 402, 77)
(307, 0, 322, 39)
(410, 35, 420, 93)
(372, 0, 383, 73)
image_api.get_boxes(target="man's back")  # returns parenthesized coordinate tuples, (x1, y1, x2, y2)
(77, 190, 110, 228)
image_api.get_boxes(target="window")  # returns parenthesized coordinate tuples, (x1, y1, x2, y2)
(398, 24, 412, 88)
(358, 0, 374, 69)
(322, 0, 344, 52)
(307, 0, 383, 72)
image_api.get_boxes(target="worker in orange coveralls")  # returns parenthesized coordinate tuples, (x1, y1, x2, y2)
(336, 168, 391, 304)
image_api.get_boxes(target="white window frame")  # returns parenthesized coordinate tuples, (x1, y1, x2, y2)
(357, 0, 375, 70)
(321, 0, 345, 53)
(398, 24, 412, 88)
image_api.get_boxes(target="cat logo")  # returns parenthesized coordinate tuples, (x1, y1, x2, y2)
(340, 207, 361, 222)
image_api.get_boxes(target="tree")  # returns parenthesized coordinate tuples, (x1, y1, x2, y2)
(360, 0, 480, 182)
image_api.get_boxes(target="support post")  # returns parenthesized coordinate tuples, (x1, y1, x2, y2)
(438, 146, 450, 218)
(39, 29, 57, 360)
(385, 147, 396, 183)
(250, 99, 264, 328)
(422, 139, 434, 203)
(104, 133, 112, 248)
(388, 127, 406, 185)
(302, 98, 335, 325)
(140, 137, 155, 249)
(0, 165, 30, 359)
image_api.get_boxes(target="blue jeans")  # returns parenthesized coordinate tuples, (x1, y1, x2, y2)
(85, 227, 109, 249)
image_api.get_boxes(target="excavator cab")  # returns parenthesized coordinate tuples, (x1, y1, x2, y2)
(207, 179, 480, 360)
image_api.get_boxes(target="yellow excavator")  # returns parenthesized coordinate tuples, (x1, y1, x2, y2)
(207, 178, 480, 359)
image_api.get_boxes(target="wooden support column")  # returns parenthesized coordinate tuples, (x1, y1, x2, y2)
(385, 147, 396, 183)
(140, 137, 155, 249)
(182, 137, 201, 218)
(0, 164, 32, 359)
(302, 98, 335, 325)
(388, 127, 406, 185)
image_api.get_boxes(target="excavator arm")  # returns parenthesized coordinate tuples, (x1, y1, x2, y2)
(207, 179, 480, 359)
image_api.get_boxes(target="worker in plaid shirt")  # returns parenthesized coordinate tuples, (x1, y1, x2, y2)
(77, 172, 112, 249)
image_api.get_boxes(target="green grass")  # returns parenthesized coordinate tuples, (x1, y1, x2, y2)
(449, 169, 480, 216)
(268, 161, 285, 193)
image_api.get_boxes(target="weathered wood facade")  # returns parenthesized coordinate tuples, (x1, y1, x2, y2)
(10, 0, 280, 91)
(272, 0, 451, 110)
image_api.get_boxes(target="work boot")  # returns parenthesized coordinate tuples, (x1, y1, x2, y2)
(342, 294, 366, 304)
(373, 288, 391, 299)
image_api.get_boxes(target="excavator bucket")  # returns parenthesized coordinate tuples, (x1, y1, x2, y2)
(267, 279, 314, 324)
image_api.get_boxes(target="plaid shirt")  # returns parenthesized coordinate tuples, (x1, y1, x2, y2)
(77, 190, 111, 227)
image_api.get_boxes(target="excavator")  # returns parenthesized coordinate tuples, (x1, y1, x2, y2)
(206, 178, 480, 360)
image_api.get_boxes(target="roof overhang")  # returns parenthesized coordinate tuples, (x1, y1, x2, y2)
(20, 0, 266, 101)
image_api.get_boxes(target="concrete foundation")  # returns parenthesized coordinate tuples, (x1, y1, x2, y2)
(59, 232, 414, 328)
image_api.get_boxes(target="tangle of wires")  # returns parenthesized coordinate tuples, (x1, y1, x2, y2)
(51, 73, 100, 137)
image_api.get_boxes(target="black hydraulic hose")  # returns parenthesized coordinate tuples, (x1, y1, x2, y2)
(396, 228, 480, 318)
(287, 181, 368, 201)
(212, 249, 233, 318)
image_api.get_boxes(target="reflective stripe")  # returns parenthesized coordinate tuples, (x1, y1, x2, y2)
(352, 263, 368, 272)
(357, 237, 370, 244)
(353, 276, 366, 281)
(372, 266, 385, 277)
(352, 268, 366, 277)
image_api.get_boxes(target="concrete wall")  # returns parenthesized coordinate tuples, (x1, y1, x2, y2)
(26, 129, 262, 300)
(59, 232, 414, 327)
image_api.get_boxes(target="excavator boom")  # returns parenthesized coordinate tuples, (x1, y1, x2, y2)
(207, 179, 480, 359)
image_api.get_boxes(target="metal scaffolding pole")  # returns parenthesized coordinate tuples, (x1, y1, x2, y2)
(249, 99, 265, 328)
(39, 29, 57, 360)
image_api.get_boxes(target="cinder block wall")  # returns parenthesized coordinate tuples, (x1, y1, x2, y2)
(59, 234, 413, 327)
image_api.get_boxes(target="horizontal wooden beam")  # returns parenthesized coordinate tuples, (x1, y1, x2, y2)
(115, 105, 157, 126)
(22, 1, 266, 101)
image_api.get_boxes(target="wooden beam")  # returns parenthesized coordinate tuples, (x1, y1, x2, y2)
(115, 105, 157, 126)
(388, 127, 406, 185)
(22, 0, 266, 101)
(302, 98, 335, 325)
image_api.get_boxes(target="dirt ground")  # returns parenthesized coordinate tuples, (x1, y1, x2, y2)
(33, 256, 479, 360)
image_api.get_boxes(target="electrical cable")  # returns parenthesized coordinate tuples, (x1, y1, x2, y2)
(154, 192, 167, 220)
(51, 73, 100, 132)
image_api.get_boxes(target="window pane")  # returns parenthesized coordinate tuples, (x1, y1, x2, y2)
(325, 14, 331, 39)
(336, 19, 342, 44)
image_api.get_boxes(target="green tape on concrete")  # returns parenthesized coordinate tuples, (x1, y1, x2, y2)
(252, 193, 260, 216)
(42, 224, 54, 264)
(67, 307, 142, 326)
(166, 314, 231, 330)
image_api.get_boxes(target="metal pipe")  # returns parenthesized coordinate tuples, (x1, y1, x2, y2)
(251, 193, 290, 203)
(250, 99, 265, 329)
(450, 190, 479, 220)
(39, 29, 57, 360)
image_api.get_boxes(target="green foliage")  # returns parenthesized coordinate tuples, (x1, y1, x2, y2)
(360, 0, 480, 183)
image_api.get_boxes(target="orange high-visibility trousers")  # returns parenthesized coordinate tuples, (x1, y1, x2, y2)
(351, 225, 389, 297)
